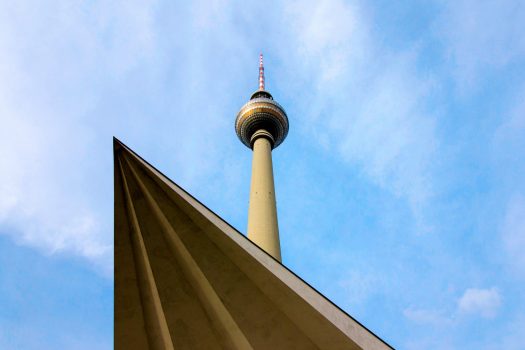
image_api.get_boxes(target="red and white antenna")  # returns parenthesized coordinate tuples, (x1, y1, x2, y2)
(258, 53, 265, 90)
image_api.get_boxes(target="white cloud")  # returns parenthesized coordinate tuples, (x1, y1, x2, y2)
(500, 196, 525, 276)
(492, 86, 525, 176)
(493, 87, 525, 276)
(403, 307, 452, 326)
(284, 0, 438, 219)
(405, 287, 502, 325)
(0, 100, 112, 269)
(437, 0, 525, 91)
(336, 54, 437, 209)
(285, 0, 367, 83)
(337, 269, 380, 306)
(0, 0, 159, 273)
(0, 0, 252, 273)
(458, 287, 501, 318)
(485, 313, 525, 350)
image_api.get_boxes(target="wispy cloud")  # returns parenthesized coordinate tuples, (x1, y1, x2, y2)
(500, 196, 525, 276)
(337, 269, 381, 306)
(403, 307, 453, 326)
(436, 0, 525, 92)
(458, 287, 501, 318)
(0, 0, 256, 272)
(492, 86, 525, 277)
(404, 286, 502, 327)
(0, 0, 159, 272)
(284, 0, 438, 222)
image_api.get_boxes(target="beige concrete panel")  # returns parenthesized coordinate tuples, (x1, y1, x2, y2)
(123, 163, 223, 349)
(119, 159, 174, 350)
(247, 136, 281, 261)
(114, 144, 151, 350)
(124, 154, 254, 350)
(116, 142, 222, 350)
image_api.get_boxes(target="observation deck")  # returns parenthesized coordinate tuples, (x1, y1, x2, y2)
(235, 90, 289, 149)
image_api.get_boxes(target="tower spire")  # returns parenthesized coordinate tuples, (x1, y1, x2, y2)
(259, 53, 265, 91)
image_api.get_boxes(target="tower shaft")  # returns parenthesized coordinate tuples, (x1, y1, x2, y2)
(247, 135, 281, 261)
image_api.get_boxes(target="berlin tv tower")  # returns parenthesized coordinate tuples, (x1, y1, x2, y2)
(235, 54, 289, 261)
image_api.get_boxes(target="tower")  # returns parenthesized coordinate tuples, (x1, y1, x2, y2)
(235, 54, 288, 261)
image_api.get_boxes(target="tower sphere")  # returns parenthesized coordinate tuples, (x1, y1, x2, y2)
(235, 90, 289, 149)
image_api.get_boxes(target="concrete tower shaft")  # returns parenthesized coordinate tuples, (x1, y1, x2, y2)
(247, 134, 281, 260)
(235, 54, 288, 261)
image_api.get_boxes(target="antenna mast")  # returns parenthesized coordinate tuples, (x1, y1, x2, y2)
(259, 53, 265, 90)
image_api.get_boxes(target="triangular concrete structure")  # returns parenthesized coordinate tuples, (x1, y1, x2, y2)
(114, 138, 393, 350)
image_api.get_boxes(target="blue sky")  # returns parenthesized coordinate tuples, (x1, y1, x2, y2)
(1, 0, 524, 348)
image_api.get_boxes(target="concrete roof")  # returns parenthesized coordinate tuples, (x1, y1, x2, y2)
(114, 137, 393, 350)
